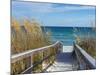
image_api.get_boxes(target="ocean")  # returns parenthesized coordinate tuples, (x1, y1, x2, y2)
(42, 26, 96, 46)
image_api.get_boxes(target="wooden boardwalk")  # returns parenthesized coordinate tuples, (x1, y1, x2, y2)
(11, 41, 96, 74)
(45, 46, 78, 72)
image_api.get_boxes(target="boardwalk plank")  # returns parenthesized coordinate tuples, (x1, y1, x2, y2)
(46, 46, 78, 72)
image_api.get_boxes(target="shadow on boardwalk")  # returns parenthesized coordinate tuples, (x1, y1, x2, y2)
(46, 51, 78, 72)
(56, 52, 73, 63)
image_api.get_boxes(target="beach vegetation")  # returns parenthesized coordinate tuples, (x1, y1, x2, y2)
(74, 26, 96, 59)
(11, 18, 57, 74)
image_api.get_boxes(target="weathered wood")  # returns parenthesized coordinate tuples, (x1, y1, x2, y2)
(11, 41, 63, 74)
(11, 41, 62, 63)
(74, 43, 96, 69)
(11, 41, 96, 74)
(45, 46, 78, 72)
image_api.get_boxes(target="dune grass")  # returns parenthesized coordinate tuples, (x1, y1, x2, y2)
(76, 37, 96, 58)
(11, 19, 51, 54)
(74, 27, 96, 59)
(11, 18, 56, 74)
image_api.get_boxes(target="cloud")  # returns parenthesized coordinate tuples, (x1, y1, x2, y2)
(31, 3, 95, 13)
(12, 1, 95, 13)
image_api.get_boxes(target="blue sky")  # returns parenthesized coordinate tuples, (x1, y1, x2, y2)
(12, 1, 96, 27)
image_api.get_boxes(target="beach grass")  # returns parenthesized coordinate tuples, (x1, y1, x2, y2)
(11, 19, 51, 54)
(74, 27, 96, 58)
(76, 37, 96, 58)
(11, 18, 56, 74)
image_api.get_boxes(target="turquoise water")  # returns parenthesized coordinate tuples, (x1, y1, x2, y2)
(42, 27, 96, 46)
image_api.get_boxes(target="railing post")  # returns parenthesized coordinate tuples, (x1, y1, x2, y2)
(31, 54, 33, 73)
(73, 42, 80, 70)
(58, 42, 63, 53)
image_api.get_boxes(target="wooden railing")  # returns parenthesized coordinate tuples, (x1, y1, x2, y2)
(11, 41, 63, 75)
(73, 42, 96, 70)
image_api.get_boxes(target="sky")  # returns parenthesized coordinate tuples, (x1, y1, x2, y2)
(12, 1, 96, 27)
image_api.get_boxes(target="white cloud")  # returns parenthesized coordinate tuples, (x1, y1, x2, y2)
(12, 1, 95, 13)
(30, 3, 95, 13)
